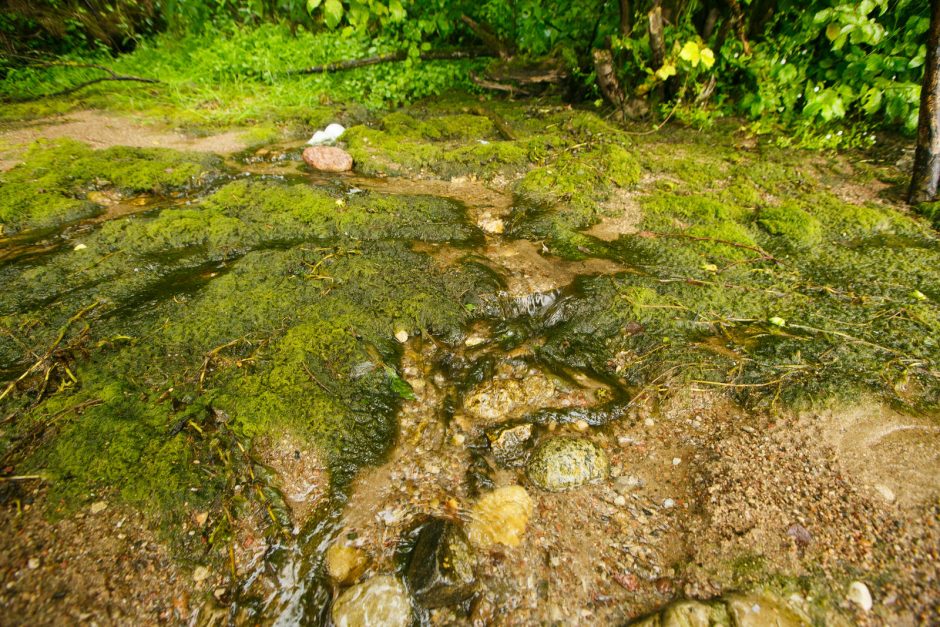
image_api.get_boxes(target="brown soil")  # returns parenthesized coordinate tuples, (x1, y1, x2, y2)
(0, 110, 250, 171)
(327, 341, 940, 626)
(0, 486, 196, 625)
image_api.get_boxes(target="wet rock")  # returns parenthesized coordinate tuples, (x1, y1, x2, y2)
(405, 518, 476, 608)
(526, 437, 609, 492)
(724, 592, 809, 626)
(660, 600, 728, 627)
(466, 485, 533, 549)
(463, 372, 556, 423)
(846, 581, 872, 612)
(485, 422, 533, 465)
(302, 146, 353, 172)
(325, 542, 368, 586)
(331, 575, 412, 627)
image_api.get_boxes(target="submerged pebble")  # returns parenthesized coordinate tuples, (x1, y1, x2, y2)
(485, 422, 533, 465)
(466, 486, 533, 548)
(325, 542, 368, 586)
(331, 575, 412, 627)
(526, 437, 610, 492)
(405, 518, 476, 608)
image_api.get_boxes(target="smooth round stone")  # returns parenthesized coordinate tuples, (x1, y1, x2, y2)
(526, 437, 610, 492)
(302, 146, 353, 172)
(331, 575, 412, 627)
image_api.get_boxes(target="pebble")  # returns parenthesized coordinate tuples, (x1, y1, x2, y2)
(526, 437, 610, 492)
(672, 457, 681, 466)
(846, 581, 873, 612)
(644, 418, 655, 427)
(464, 335, 486, 347)
(27, 558, 40, 570)
(394, 330, 409, 343)
(302, 146, 353, 172)
(332, 575, 412, 627)
(574, 419, 590, 432)
(466, 486, 533, 549)
(614, 495, 627, 507)
(326, 543, 369, 585)
(874, 484, 896, 503)
(451, 433, 466, 446)
(662, 498, 676, 509)
(192, 566, 210, 583)
(90, 501, 108, 514)
(74, 243, 88, 251)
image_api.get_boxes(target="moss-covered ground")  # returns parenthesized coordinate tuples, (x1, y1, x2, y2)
(0, 96, 937, 607)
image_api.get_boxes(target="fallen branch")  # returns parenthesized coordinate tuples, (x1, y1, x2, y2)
(289, 48, 496, 75)
(3, 60, 159, 103)
(471, 106, 517, 140)
(469, 71, 530, 96)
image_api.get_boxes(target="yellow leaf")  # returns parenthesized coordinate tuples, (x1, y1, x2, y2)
(655, 63, 677, 80)
(826, 22, 841, 41)
(700, 47, 715, 69)
(679, 41, 700, 67)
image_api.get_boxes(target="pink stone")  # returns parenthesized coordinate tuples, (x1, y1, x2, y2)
(302, 146, 353, 172)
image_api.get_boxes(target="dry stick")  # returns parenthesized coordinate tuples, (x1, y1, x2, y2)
(469, 71, 530, 96)
(289, 48, 496, 75)
(471, 106, 517, 141)
(0, 301, 101, 403)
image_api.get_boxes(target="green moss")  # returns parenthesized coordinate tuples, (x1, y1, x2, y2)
(917, 201, 940, 229)
(0, 139, 220, 234)
(756, 204, 822, 247)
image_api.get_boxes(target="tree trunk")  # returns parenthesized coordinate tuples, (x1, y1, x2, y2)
(648, 4, 666, 71)
(909, 0, 940, 205)
(619, 0, 633, 37)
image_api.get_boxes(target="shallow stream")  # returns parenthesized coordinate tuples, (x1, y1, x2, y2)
(1, 129, 939, 625)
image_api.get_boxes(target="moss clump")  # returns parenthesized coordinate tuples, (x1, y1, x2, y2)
(0, 138, 220, 234)
(756, 204, 822, 247)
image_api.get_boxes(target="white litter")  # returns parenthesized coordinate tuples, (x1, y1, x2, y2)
(307, 123, 346, 145)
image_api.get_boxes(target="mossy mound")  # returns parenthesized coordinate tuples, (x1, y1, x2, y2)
(0, 139, 221, 234)
(0, 172, 493, 554)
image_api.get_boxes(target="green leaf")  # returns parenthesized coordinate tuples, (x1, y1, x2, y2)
(323, 0, 344, 29)
(679, 41, 700, 67)
(655, 63, 677, 80)
(306, 0, 323, 12)
(385, 366, 416, 400)
(700, 47, 715, 69)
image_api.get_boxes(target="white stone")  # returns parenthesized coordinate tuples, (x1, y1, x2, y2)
(847, 581, 872, 612)
(672, 457, 681, 465)
(89, 501, 107, 514)
(874, 484, 896, 503)
(644, 418, 655, 427)
(663, 498, 676, 508)
(193, 566, 210, 583)
(394, 330, 408, 343)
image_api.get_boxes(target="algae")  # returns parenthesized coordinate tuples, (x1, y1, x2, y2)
(0, 139, 221, 234)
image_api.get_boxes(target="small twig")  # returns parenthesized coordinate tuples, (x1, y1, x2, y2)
(0, 475, 45, 482)
(0, 301, 101, 403)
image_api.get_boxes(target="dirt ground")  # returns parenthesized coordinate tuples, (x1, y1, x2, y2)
(0, 110, 250, 171)
(328, 336, 940, 626)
